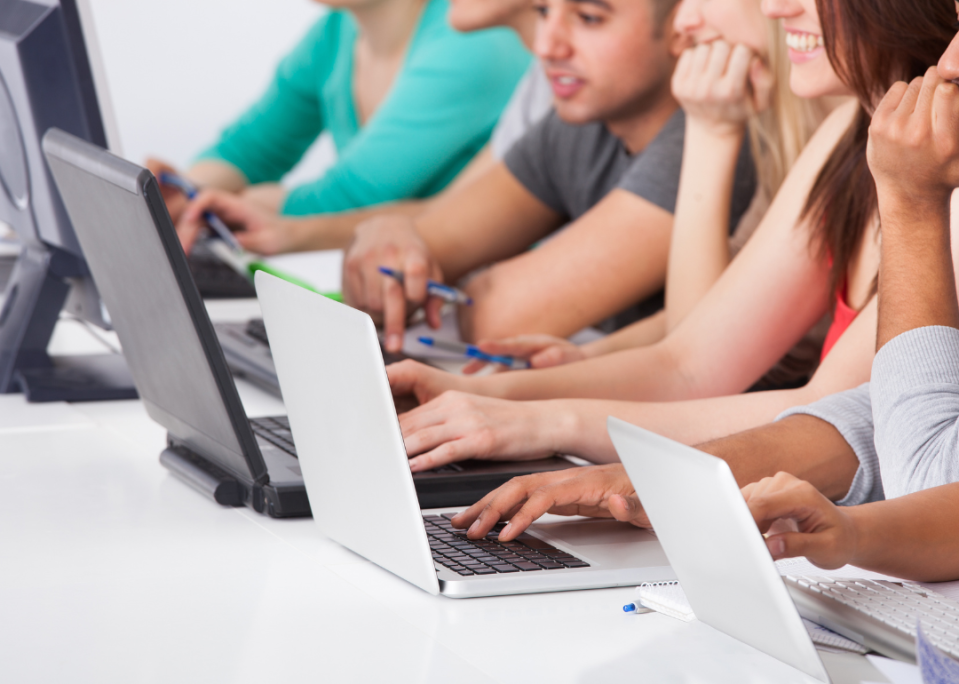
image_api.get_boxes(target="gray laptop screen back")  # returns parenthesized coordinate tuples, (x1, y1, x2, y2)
(42, 129, 266, 483)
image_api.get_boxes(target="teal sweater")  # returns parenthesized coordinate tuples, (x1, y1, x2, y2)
(198, 0, 529, 216)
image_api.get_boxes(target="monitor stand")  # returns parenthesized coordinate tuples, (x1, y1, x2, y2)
(0, 244, 137, 402)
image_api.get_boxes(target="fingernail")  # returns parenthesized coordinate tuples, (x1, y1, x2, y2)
(769, 537, 785, 557)
(468, 520, 482, 537)
(501, 522, 512, 537)
(622, 497, 631, 511)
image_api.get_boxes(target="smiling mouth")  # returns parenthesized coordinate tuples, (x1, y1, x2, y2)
(786, 32, 824, 53)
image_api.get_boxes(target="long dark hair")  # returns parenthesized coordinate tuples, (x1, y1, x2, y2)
(802, 0, 954, 298)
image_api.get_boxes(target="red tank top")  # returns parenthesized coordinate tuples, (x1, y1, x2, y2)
(821, 285, 858, 360)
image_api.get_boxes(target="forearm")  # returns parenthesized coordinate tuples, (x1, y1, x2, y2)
(665, 124, 742, 331)
(287, 201, 427, 252)
(876, 191, 959, 348)
(186, 160, 248, 194)
(580, 311, 667, 357)
(539, 383, 826, 464)
(846, 483, 959, 581)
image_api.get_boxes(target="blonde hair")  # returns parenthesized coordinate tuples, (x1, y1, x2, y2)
(747, 18, 828, 200)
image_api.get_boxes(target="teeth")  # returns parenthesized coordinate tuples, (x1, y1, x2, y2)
(786, 32, 824, 52)
(557, 76, 576, 85)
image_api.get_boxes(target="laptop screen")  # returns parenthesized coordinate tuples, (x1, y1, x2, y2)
(43, 130, 266, 484)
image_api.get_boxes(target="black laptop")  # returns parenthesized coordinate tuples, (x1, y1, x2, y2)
(43, 129, 577, 517)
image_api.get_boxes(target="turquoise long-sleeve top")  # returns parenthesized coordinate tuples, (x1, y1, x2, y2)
(198, 0, 529, 216)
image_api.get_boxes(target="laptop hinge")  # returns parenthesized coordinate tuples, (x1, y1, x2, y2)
(160, 445, 244, 507)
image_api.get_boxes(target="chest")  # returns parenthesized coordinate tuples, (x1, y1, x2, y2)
(351, 41, 406, 127)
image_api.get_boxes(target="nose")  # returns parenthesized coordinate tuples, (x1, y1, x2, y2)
(939, 31, 959, 83)
(673, 0, 705, 36)
(534, 5, 573, 62)
(761, 0, 802, 20)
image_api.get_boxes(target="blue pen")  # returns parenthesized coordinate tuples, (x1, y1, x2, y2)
(417, 337, 529, 369)
(159, 172, 243, 252)
(378, 266, 473, 306)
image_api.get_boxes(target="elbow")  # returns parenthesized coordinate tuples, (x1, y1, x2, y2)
(458, 270, 547, 342)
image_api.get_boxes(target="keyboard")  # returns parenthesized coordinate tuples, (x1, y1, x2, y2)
(424, 513, 590, 577)
(250, 415, 465, 476)
(784, 576, 959, 661)
(188, 250, 256, 299)
(250, 415, 296, 456)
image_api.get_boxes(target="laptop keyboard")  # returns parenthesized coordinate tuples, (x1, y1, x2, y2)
(424, 513, 590, 576)
(785, 576, 959, 658)
(250, 416, 296, 455)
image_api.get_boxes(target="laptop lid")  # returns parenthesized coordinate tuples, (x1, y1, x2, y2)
(254, 271, 439, 595)
(41, 129, 267, 484)
(607, 417, 829, 683)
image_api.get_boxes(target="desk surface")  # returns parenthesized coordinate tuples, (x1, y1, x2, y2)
(0, 306, 891, 684)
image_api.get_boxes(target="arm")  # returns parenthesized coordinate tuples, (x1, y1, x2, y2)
(458, 189, 674, 341)
(863, 70, 959, 497)
(745, 474, 959, 582)
(665, 41, 770, 331)
(449, 412, 860, 541)
(281, 25, 529, 216)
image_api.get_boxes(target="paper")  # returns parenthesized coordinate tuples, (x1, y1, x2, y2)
(261, 249, 343, 294)
(867, 655, 922, 684)
(918, 625, 959, 683)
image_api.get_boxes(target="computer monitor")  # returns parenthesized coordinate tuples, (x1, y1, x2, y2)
(0, 0, 135, 401)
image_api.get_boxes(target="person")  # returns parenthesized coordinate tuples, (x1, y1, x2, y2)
(148, 0, 529, 242)
(385, 0, 952, 476)
(341, 0, 759, 352)
(458, 0, 829, 380)
(174, 0, 550, 256)
(450, 1, 959, 586)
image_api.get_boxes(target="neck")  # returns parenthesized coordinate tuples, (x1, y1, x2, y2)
(350, 0, 425, 58)
(605, 87, 679, 154)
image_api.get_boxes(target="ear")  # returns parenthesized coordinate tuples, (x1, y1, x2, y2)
(664, 5, 694, 56)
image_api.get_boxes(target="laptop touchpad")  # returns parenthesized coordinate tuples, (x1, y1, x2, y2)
(533, 519, 657, 546)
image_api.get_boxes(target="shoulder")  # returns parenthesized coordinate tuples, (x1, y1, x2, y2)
(280, 11, 350, 70)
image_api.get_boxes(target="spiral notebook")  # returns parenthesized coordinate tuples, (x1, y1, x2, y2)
(635, 581, 869, 655)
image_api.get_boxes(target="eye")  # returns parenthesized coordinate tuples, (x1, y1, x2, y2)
(578, 11, 603, 25)
(534, 3, 549, 17)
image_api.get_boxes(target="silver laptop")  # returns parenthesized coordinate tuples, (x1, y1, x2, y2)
(255, 271, 674, 598)
(608, 418, 831, 682)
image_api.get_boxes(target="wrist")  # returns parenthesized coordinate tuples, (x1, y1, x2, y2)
(685, 117, 746, 146)
(843, 504, 872, 569)
(877, 185, 952, 223)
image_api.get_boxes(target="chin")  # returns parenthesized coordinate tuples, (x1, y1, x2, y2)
(552, 101, 601, 126)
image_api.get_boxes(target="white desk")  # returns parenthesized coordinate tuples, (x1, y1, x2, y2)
(0, 308, 892, 683)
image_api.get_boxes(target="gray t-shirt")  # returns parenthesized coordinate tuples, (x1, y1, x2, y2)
(490, 64, 553, 160)
(504, 108, 756, 224)
(504, 108, 756, 328)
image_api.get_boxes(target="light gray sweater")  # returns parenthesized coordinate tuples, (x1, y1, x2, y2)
(778, 325, 959, 505)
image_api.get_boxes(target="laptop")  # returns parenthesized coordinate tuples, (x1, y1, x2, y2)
(254, 269, 674, 597)
(608, 418, 831, 682)
(41, 129, 579, 516)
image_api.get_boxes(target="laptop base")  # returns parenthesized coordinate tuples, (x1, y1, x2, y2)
(15, 353, 138, 403)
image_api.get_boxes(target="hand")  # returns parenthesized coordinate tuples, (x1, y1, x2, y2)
(241, 183, 287, 214)
(671, 41, 773, 137)
(742, 472, 858, 570)
(343, 216, 446, 353)
(450, 465, 650, 541)
(396, 389, 559, 472)
(868, 66, 959, 205)
(145, 158, 190, 224)
(462, 334, 586, 374)
(177, 189, 299, 255)
(387, 359, 471, 410)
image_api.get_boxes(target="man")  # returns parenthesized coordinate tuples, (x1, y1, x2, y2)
(342, 0, 756, 351)
(172, 0, 548, 256)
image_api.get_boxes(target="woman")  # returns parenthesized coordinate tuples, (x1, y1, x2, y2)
(387, 0, 954, 475)
(460, 0, 830, 381)
(148, 0, 529, 236)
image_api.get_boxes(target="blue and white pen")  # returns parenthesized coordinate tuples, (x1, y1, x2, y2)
(417, 337, 530, 370)
(378, 266, 473, 306)
(159, 172, 244, 252)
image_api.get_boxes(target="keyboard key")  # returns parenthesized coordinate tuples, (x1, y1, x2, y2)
(472, 568, 497, 575)
(562, 561, 590, 568)
(537, 562, 565, 570)
(455, 569, 475, 576)
(513, 562, 544, 571)
(491, 564, 520, 573)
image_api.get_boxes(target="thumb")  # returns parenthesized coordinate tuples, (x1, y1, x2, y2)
(608, 494, 651, 528)
(764, 530, 838, 567)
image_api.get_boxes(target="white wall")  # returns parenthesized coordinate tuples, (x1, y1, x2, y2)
(84, 0, 332, 184)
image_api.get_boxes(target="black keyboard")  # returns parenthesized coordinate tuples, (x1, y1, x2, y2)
(424, 513, 590, 576)
(250, 415, 296, 456)
(188, 251, 257, 299)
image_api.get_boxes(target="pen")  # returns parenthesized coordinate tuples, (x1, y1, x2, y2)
(378, 266, 473, 306)
(159, 172, 244, 252)
(417, 337, 529, 369)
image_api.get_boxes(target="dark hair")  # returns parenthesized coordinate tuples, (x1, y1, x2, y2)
(802, 0, 954, 298)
